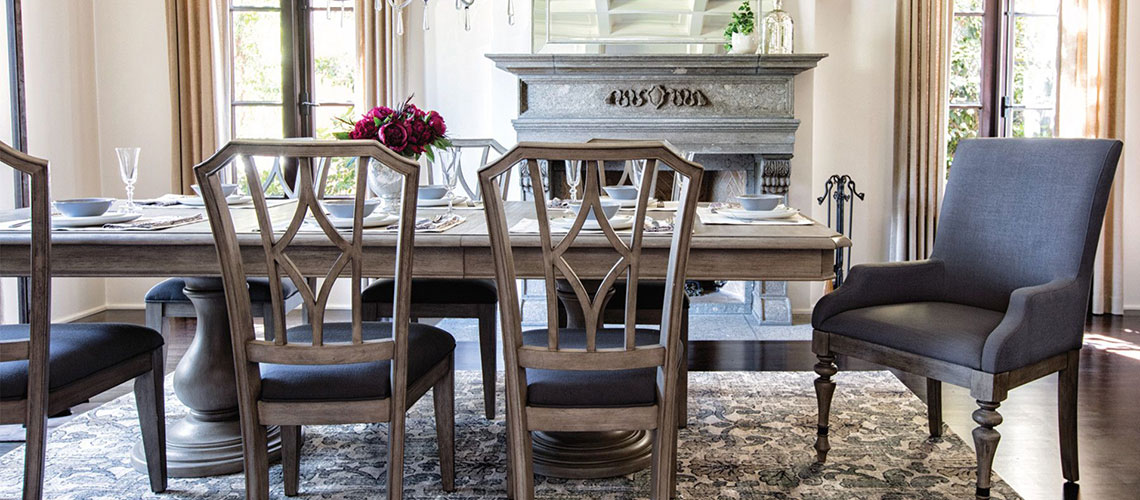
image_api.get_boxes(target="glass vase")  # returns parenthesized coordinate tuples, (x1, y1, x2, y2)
(761, 0, 794, 55)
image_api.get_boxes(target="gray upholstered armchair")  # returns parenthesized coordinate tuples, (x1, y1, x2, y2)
(811, 138, 1122, 499)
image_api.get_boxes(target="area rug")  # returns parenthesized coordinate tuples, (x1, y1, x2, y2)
(0, 371, 1020, 499)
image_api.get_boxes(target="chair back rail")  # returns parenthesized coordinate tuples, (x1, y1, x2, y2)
(479, 140, 702, 374)
(195, 139, 419, 391)
(0, 141, 51, 499)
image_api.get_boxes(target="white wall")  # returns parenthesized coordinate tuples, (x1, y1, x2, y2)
(23, 0, 108, 321)
(1124, 4, 1140, 313)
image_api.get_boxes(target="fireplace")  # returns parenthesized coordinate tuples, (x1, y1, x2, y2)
(488, 54, 825, 325)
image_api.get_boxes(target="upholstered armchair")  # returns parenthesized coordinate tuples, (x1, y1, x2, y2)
(811, 138, 1122, 499)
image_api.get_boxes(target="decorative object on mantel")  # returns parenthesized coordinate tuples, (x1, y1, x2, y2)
(724, 0, 757, 54)
(761, 0, 794, 54)
(816, 174, 865, 290)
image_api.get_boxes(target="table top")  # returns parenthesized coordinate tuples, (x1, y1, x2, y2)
(0, 200, 849, 281)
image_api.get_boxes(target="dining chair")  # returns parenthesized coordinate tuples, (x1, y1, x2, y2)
(145, 155, 314, 351)
(480, 141, 703, 499)
(361, 137, 510, 419)
(195, 139, 456, 499)
(0, 142, 167, 499)
(811, 138, 1123, 499)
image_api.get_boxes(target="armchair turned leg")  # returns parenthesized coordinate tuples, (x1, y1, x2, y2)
(927, 378, 943, 438)
(282, 425, 301, 496)
(1059, 352, 1079, 484)
(813, 354, 837, 463)
(972, 401, 1003, 500)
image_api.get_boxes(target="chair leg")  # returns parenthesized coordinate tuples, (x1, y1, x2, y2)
(388, 412, 407, 500)
(504, 399, 534, 500)
(261, 304, 276, 342)
(21, 387, 48, 500)
(361, 302, 380, 322)
(133, 349, 167, 493)
(927, 378, 943, 438)
(242, 424, 270, 500)
(1059, 352, 1080, 484)
(813, 354, 837, 463)
(972, 400, 1003, 500)
(678, 307, 689, 429)
(650, 397, 680, 499)
(282, 425, 302, 496)
(477, 305, 497, 419)
(145, 303, 166, 365)
(432, 355, 456, 492)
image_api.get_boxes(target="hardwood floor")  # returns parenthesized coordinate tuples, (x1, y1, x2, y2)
(3, 311, 1136, 499)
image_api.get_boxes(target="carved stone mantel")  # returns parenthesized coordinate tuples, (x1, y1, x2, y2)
(489, 53, 826, 325)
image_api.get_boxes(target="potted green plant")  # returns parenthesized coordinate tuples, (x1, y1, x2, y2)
(723, 1, 757, 54)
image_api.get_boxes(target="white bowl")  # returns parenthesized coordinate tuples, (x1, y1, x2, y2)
(736, 194, 782, 211)
(571, 200, 621, 221)
(323, 199, 380, 219)
(191, 183, 239, 198)
(603, 186, 639, 201)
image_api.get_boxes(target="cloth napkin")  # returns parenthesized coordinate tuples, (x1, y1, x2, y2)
(135, 194, 185, 206)
(697, 207, 813, 226)
(404, 213, 467, 233)
(509, 216, 673, 234)
(103, 214, 205, 230)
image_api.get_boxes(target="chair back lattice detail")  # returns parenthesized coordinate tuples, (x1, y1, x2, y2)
(195, 139, 419, 369)
(479, 141, 703, 374)
(446, 138, 509, 202)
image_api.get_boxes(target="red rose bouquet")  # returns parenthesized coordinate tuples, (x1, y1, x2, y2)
(335, 96, 451, 162)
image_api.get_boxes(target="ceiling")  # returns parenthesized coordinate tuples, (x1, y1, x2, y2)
(540, 0, 744, 44)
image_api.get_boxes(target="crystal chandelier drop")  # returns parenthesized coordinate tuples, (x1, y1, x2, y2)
(373, 0, 517, 33)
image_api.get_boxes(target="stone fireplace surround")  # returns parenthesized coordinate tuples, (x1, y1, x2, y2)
(488, 54, 826, 325)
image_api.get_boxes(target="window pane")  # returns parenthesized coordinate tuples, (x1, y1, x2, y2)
(955, 0, 985, 13)
(314, 105, 353, 139)
(321, 157, 359, 197)
(232, 0, 280, 7)
(311, 8, 358, 104)
(233, 10, 283, 102)
(1013, 0, 1059, 15)
(1011, 108, 1056, 137)
(237, 156, 288, 197)
(234, 105, 285, 139)
(950, 15, 984, 105)
(948, 107, 980, 171)
(1011, 14, 1058, 107)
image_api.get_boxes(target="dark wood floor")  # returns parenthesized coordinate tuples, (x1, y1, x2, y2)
(4, 311, 1137, 499)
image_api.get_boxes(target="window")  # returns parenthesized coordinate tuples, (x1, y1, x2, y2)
(947, 0, 1059, 169)
(225, 0, 361, 194)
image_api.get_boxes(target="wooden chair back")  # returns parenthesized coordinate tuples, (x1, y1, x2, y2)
(479, 140, 702, 387)
(447, 138, 508, 202)
(195, 139, 419, 393)
(0, 141, 51, 496)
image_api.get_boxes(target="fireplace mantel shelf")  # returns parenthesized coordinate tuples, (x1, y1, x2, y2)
(487, 54, 828, 76)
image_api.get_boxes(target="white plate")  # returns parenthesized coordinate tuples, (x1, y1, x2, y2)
(551, 215, 635, 231)
(417, 194, 468, 207)
(325, 213, 399, 229)
(52, 211, 141, 228)
(178, 194, 251, 207)
(600, 196, 658, 209)
(719, 207, 799, 221)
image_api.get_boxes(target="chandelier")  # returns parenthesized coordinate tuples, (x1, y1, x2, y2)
(375, 0, 515, 34)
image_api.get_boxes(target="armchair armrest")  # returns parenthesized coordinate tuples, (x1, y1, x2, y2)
(981, 278, 1085, 373)
(812, 260, 946, 328)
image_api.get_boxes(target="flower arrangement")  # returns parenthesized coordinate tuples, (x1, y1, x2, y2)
(335, 96, 452, 161)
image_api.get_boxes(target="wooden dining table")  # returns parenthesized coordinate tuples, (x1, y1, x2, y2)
(0, 200, 849, 479)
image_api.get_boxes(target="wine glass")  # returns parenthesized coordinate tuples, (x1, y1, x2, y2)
(438, 147, 461, 217)
(367, 158, 403, 214)
(116, 147, 141, 213)
(564, 160, 582, 201)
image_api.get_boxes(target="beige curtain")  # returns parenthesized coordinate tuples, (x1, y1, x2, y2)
(1058, 0, 1127, 315)
(356, 0, 401, 108)
(166, 0, 219, 195)
(890, 0, 951, 261)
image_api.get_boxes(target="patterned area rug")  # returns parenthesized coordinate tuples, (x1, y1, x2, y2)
(0, 371, 1020, 499)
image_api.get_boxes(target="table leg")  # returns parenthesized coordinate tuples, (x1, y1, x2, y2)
(131, 277, 280, 477)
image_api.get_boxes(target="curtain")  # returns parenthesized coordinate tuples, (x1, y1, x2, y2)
(1058, 0, 1127, 315)
(356, 0, 399, 108)
(166, 0, 219, 195)
(890, 0, 952, 261)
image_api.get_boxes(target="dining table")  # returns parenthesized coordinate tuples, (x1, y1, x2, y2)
(0, 198, 849, 479)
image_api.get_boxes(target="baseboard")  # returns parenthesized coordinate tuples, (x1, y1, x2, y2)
(1125, 308, 1140, 317)
(55, 305, 108, 323)
(104, 303, 146, 311)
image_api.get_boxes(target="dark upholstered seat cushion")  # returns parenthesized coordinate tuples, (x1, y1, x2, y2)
(145, 277, 298, 304)
(522, 328, 661, 408)
(608, 281, 689, 311)
(0, 323, 163, 401)
(817, 302, 1005, 370)
(259, 322, 455, 402)
(361, 278, 498, 305)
